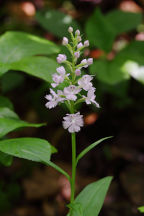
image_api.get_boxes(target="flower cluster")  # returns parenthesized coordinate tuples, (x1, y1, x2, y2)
(45, 27, 100, 133)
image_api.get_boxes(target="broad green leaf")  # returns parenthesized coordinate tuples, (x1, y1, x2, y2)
(0, 138, 52, 163)
(68, 176, 112, 216)
(0, 118, 44, 138)
(36, 9, 81, 38)
(0, 96, 14, 110)
(138, 206, 144, 213)
(0, 31, 59, 76)
(76, 136, 112, 165)
(0, 31, 59, 63)
(0, 151, 13, 166)
(106, 10, 142, 34)
(90, 59, 130, 85)
(10, 56, 58, 82)
(85, 8, 116, 52)
(0, 107, 19, 119)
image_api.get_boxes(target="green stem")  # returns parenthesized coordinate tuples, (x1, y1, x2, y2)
(70, 132, 76, 204)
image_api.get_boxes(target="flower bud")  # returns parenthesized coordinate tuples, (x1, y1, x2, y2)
(75, 29, 80, 36)
(84, 40, 89, 47)
(87, 58, 93, 65)
(75, 69, 81, 76)
(74, 51, 80, 59)
(77, 42, 83, 49)
(62, 37, 68, 45)
(57, 54, 67, 63)
(81, 59, 88, 68)
(77, 36, 82, 42)
(68, 26, 73, 33)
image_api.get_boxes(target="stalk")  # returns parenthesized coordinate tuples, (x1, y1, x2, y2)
(70, 132, 76, 203)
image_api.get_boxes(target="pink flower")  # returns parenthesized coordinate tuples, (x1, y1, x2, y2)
(62, 112, 84, 133)
(57, 54, 67, 63)
(78, 75, 93, 91)
(84, 40, 89, 47)
(87, 58, 93, 65)
(64, 85, 81, 101)
(81, 59, 88, 68)
(56, 66, 66, 75)
(68, 26, 73, 33)
(77, 36, 82, 42)
(75, 69, 81, 76)
(83, 89, 100, 107)
(77, 42, 83, 49)
(75, 30, 80, 36)
(62, 37, 68, 45)
(45, 89, 64, 109)
(74, 51, 80, 59)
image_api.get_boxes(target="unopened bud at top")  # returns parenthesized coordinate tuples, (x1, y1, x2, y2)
(62, 37, 68, 45)
(77, 42, 83, 49)
(75, 29, 80, 36)
(57, 54, 67, 63)
(87, 58, 93, 65)
(84, 40, 89, 47)
(68, 26, 73, 33)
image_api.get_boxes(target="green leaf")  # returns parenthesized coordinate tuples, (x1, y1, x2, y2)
(0, 118, 44, 138)
(36, 9, 81, 38)
(76, 136, 112, 165)
(0, 107, 19, 119)
(90, 59, 130, 85)
(85, 8, 116, 52)
(0, 96, 14, 110)
(0, 151, 13, 166)
(10, 56, 58, 82)
(106, 10, 142, 34)
(0, 31, 59, 76)
(0, 138, 52, 163)
(138, 206, 144, 213)
(68, 176, 112, 216)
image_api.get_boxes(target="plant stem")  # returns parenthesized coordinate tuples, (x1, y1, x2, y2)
(70, 132, 76, 204)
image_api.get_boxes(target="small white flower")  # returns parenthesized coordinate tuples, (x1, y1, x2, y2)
(75, 69, 81, 76)
(83, 89, 100, 107)
(63, 112, 84, 133)
(45, 89, 64, 109)
(87, 58, 93, 65)
(57, 54, 67, 63)
(74, 51, 80, 59)
(77, 42, 83, 49)
(81, 59, 88, 68)
(68, 26, 73, 33)
(64, 85, 81, 101)
(84, 40, 89, 47)
(78, 75, 93, 91)
(75, 30, 80, 36)
(62, 37, 68, 45)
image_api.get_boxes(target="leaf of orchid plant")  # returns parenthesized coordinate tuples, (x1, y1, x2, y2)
(76, 136, 113, 165)
(0, 96, 14, 110)
(0, 151, 13, 167)
(10, 56, 59, 83)
(0, 31, 59, 76)
(67, 176, 112, 216)
(0, 107, 45, 138)
(0, 138, 52, 163)
(36, 9, 81, 38)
